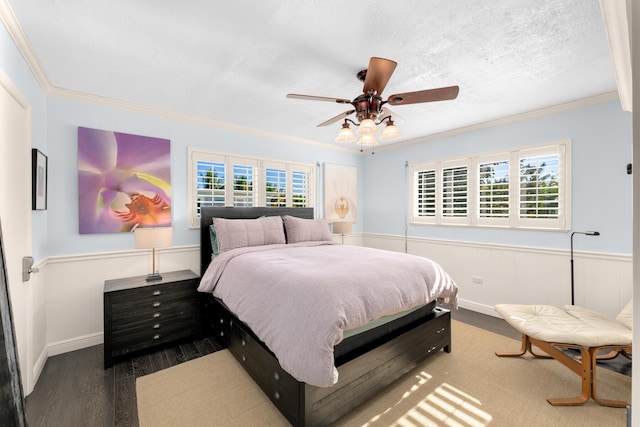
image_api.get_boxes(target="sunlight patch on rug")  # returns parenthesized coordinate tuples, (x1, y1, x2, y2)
(361, 370, 493, 427)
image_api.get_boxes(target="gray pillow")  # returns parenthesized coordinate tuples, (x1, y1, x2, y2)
(282, 215, 332, 243)
(213, 216, 286, 253)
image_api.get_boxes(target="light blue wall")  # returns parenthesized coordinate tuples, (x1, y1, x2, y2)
(362, 99, 632, 254)
(45, 96, 362, 256)
(0, 19, 48, 260)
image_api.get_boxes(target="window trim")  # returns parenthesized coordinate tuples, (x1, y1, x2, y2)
(409, 140, 571, 231)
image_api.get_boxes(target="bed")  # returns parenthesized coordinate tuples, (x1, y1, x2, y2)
(198, 207, 457, 426)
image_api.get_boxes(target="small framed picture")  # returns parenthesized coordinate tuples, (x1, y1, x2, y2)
(32, 149, 47, 210)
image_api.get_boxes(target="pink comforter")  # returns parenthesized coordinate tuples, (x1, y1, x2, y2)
(198, 242, 458, 387)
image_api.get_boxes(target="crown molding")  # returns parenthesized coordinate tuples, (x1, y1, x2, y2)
(0, 0, 50, 91)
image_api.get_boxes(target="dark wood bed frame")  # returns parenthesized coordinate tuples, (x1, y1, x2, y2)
(199, 207, 451, 426)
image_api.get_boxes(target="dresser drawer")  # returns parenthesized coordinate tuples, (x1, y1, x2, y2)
(111, 324, 201, 358)
(112, 317, 198, 348)
(109, 280, 196, 306)
(110, 301, 197, 334)
(111, 293, 198, 321)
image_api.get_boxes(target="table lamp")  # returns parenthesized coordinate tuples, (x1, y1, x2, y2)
(332, 221, 352, 244)
(134, 227, 173, 281)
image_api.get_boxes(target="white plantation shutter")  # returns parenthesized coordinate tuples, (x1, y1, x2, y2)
(291, 165, 313, 208)
(265, 165, 287, 207)
(410, 163, 437, 224)
(263, 161, 313, 208)
(477, 155, 510, 226)
(442, 165, 468, 218)
(188, 149, 315, 227)
(409, 140, 570, 230)
(517, 144, 567, 229)
(416, 169, 436, 218)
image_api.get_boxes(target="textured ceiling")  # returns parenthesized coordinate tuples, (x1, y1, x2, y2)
(7, 0, 616, 150)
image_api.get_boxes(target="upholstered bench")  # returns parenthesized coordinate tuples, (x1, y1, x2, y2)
(494, 301, 632, 407)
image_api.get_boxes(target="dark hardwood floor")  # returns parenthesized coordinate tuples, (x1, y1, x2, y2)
(24, 308, 632, 426)
(25, 336, 224, 427)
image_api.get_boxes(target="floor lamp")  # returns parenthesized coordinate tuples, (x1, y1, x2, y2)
(570, 231, 599, 305)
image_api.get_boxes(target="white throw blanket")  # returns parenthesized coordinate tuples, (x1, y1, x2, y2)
(198, 242, 458, 387)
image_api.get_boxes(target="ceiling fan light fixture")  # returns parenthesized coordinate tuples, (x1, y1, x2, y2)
(357, 134, 377, 147)
(335, 122, 357, 143)
(356, 118, 379, 135)
(379, 119, 401, 141)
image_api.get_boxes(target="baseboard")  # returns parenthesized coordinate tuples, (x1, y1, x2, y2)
(47, 332, 103, 357)
(457, 299, 500, 318)
(27, 345, 49, 396)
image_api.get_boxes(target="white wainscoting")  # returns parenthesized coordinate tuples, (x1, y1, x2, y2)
(44, 246, 200, 357)
(364, 233, 633, 319)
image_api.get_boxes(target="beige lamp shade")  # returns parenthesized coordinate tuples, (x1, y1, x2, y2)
(332, 221, 352, 235)
(134, 227, 173, 249)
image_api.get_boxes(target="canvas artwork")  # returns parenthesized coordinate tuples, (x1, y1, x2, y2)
(77, 127, 172, 234)
(324, 163, 357, 222)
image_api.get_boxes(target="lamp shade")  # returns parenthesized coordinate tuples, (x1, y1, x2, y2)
(134, 227, 173, 249)
(379, 123, 401, 141)
(357, 134, 377, 147)
(335, 126, 357, 143)
(356, 119, 379, 135)
(332, 221, 352, 235)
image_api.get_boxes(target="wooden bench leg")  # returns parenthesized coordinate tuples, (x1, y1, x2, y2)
(495, 334, 552, 359)
(526, 338, 629, 408)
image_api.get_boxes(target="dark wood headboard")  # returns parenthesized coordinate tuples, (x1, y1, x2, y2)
(199, 207, 314, 276)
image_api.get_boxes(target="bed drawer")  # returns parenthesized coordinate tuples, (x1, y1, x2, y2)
(229, 321, 301, 424)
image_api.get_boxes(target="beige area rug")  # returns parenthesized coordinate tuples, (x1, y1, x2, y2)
(136, 321, 630, 427)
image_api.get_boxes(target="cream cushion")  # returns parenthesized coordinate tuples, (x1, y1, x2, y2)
(494, 303, 632, 348)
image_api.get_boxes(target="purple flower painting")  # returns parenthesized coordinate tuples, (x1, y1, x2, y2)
(78, 127, 171, 234)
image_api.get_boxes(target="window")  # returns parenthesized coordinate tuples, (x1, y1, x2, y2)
(410, 140, 570, 230)
(188, 149, 315, 227)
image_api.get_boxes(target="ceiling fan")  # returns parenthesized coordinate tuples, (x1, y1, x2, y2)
(286, 57, 459, 150)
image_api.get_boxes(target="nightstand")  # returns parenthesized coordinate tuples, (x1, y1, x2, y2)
(103, 269, 201, 369)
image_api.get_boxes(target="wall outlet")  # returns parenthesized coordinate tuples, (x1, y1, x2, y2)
(472, 276, 483, 285)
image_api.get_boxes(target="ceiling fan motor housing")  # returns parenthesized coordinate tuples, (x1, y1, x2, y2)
(353, 93, 383, 123)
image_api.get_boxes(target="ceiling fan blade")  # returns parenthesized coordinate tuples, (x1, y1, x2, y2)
(287, 93, 352, 104)
(317, 110, 356, 127)
(386, 85, 459, 106)
(362, 57, 397, 95)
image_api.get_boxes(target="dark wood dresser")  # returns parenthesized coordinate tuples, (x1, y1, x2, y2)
(103, 269, 201, 369)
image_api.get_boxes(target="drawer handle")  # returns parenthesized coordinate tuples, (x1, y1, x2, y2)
(153, 323, 161, 329)
(153, 312, 161, 318)
(219, 331, 225, 337)
(219, 318, 224, 324)
(153, 290, 162, 296)
(153, 334, 161, 340)
(241, 339, 246, 347)
(436, 327, 445, 334)
(273, 392, 280, 400)
(273, 372, 280, 381)
(152, 302, 161, 308)
(241, 355, 246, 362)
